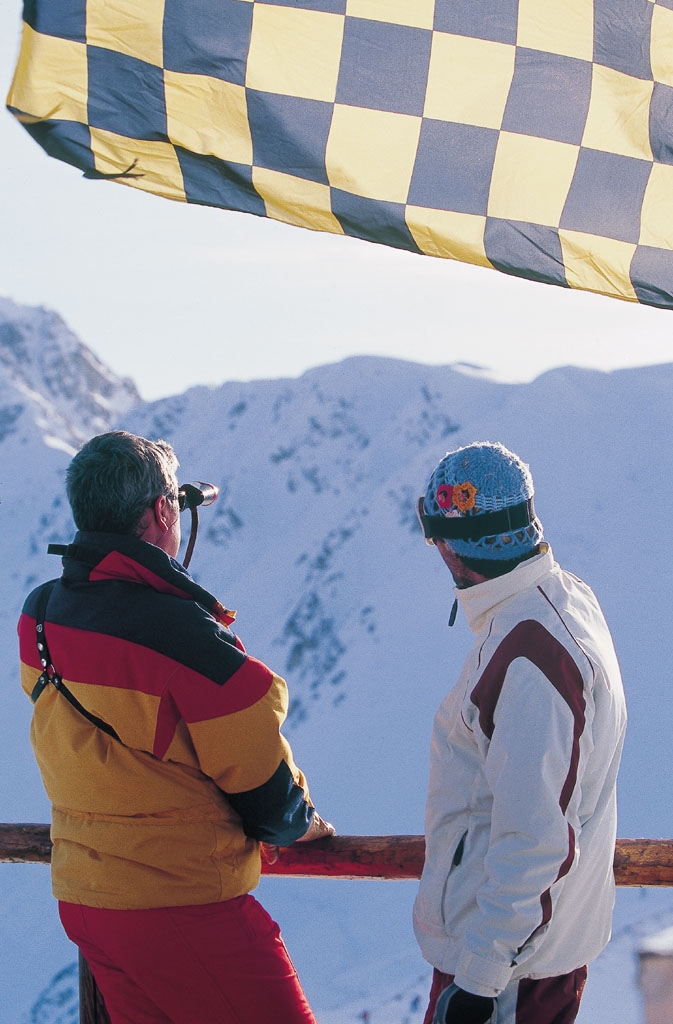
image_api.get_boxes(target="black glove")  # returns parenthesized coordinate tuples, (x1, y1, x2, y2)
(433, 983, 495, 1024)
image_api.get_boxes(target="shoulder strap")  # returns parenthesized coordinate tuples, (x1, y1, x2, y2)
(31, 580, 120, 742)
(31, 580, 58, 703)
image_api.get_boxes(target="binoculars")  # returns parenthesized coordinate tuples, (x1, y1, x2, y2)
(178, 482, 219, 511)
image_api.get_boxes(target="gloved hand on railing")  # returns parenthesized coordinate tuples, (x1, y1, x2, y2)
(260, 812, 335, 865)
(295, 812, 336, 842)
(433, 983, 495, 1024)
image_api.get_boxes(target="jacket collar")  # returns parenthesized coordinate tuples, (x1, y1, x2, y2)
(57, 531, 236, 626)
(456, 545, 555, 635)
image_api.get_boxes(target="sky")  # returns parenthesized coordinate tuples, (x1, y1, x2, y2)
(2, 5, 673, 402)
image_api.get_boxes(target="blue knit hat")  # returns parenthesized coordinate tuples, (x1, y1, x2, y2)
(421, 442, 544, 560)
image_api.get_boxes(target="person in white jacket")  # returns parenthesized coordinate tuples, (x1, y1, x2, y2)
(413, 442, 627, 1024)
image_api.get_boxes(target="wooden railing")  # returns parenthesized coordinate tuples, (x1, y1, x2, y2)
(4, 825, 673, 884)
(3, 825, 673, 1023)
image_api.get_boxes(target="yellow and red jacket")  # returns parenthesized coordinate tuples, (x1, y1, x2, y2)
(18, 531, 314, 910)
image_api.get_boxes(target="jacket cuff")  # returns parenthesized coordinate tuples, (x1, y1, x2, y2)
(454, 951, 513, 999)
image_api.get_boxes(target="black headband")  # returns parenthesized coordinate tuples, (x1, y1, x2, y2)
(421, 497, 536, 542)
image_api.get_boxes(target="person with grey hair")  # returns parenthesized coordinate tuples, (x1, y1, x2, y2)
(64, 431, 180, 536)
(19, 430, 334, 1024)
(413, 441, 627, 1024)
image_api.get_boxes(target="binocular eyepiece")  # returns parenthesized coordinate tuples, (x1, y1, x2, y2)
(178, 482, 219, 511)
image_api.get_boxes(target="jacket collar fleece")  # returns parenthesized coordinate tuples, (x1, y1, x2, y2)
(57, 531, 236, 626)
(455, 546, 555, 635)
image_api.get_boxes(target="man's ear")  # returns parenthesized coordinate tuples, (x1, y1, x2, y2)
(152, 494, 171, 533)
(136, 496, 168, 541)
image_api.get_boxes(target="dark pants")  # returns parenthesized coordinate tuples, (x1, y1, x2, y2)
(424, 965, 588, 1024)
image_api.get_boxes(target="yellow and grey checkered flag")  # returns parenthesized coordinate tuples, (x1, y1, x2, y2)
(7, 0, 673, 308)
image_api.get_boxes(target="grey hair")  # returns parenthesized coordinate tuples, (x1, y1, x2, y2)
(66, 431, 179, 535)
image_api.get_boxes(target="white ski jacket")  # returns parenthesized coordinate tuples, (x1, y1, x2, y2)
(413, 546, 627, 998)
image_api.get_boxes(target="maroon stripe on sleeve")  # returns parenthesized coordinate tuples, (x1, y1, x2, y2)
(471, 620, 586, 943)
(470, 620, 586, 813)
(537, 824, 577, 931)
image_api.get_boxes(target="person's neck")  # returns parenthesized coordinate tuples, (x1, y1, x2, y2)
(451, 565, 488, 589)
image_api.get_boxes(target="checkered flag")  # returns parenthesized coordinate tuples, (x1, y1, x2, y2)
(8, 0, 673, 307)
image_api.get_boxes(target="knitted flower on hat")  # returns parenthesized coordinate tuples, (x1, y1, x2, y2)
(423, 441, 544, 560)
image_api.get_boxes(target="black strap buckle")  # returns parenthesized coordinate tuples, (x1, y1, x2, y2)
(30, 580, 120, 741)
(33, 596, 64, 700)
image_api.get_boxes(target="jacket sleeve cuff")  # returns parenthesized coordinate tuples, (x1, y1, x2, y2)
(226, 759, 314, 846)
(454, 952, 513, 999)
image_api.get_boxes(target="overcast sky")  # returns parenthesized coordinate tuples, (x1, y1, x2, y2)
(2, 4, 673, 401)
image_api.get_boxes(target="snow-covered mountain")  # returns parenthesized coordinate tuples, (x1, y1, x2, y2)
(0, 296, 139, 450)
(1, 298, 672, 1024)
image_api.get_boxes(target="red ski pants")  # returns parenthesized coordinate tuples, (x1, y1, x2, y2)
(59, 895, 317, 1024)
(423, 965, 588, 1024)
